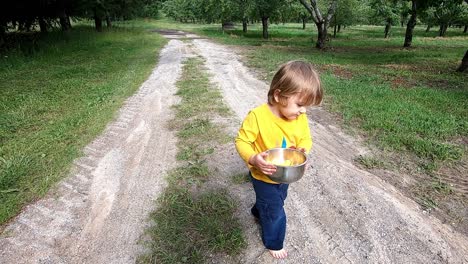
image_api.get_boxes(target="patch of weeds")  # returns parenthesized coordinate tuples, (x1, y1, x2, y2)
(414, 177, 453, 211)
(178, 118, 212, 139)
(194, 190, 246, 254)
(140, 187, 245, 264)
(231, 172, 250, 184)
(355, 155, 385, 169)
(140, 57, 245, 263)
(166, 163, 210, 187)
(174, 56, 231, 119)
(430, 178, 453, 196)
(177, 144, 214, 161)
(139, 187, 205, 264)
(418, 195, 438, 210)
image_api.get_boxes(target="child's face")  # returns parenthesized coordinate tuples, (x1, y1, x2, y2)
(277, 93, 308, 120)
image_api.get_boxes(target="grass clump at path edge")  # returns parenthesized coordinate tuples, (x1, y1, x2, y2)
(138, 57, 245, 264)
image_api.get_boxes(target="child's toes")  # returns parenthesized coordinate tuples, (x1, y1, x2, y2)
(269, 249, 287, 259)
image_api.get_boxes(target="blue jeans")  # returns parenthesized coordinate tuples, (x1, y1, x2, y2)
(250, 173, 289, 250)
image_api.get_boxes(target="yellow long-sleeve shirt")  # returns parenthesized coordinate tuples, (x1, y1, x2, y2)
(235, 103, 312, 184)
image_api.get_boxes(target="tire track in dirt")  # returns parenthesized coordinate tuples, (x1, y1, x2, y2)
(0, 39, 186, 263)
(192, 38, 468, 263)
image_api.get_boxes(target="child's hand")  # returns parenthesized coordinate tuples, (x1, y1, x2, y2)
(289, 146, 306, 153)
(249, 152, 277, 175)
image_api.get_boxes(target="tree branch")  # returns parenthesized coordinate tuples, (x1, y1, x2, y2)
(325, 0, 337, 24)
(298, 0, 319, 23)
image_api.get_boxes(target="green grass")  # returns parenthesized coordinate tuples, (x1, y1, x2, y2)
(139, 57, 245, 263)
(355, 155, 386, 170)
(140, 187, 245, 263)
(231, 172, 250, 184)
(0, 26, 167, 224)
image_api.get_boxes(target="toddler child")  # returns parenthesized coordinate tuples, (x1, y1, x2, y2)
(235, 60, 323, 259)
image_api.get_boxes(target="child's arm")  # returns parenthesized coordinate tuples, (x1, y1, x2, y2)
(235, 112, 258, 164)
(235, 112, 277, 175)
(295, 115, 313, 154)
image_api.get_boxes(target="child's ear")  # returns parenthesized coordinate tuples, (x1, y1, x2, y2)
(273, 89, 281, 103)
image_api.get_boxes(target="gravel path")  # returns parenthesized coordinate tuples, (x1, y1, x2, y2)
(1, 31, 467, 264)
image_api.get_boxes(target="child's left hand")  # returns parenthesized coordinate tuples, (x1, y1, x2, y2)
(289, 146, 306, 153)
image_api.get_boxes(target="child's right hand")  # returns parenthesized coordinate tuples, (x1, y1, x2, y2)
(249, 152, 277, 175)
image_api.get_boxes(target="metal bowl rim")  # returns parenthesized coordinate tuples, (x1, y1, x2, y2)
(265, 148, 308, 167)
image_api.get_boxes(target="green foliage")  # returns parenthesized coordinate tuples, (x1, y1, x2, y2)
(420, 0, 468, 36)
(369, 0, 402, 26)
(0, 26, 167, 224)
(331, 0, 362, 27)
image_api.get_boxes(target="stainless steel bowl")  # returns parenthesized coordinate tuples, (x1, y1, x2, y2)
(264, 148, 308, 184)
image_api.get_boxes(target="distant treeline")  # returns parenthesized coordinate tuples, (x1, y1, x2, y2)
(0, 0, 161, 36)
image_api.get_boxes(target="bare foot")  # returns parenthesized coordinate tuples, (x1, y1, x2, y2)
(269, 248, 288, 259)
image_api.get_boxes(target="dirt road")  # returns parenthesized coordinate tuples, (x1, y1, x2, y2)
(1, 31, 467, 264)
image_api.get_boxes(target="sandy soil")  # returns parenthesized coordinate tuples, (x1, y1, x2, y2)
(1, 31, 467, 264)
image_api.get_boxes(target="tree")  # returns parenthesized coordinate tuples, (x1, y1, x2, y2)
(201, 0, 241, 30)
(370, 0, 402, 38)
(421, 0, 466, 36)
(330, 0, 360, 37)
(299, 0, 338, 49)
(277, 1, 311, 29)
(456, 50, 468, 72)
(450, 0, 468, 72)
(162, 0, 199, 22)
(403, 0, 435, 47)
(234, 0, 255, 33)
(254, 0, 286, 39)
(457, 2, 468, 33)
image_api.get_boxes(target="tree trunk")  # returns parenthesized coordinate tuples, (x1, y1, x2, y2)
(59, 10, 70, 31)
(0, 22, 5, 48)
(25, 19, 33, 32)
(338, 25, 341, 32)
(39, 17, 47, 33)
(384, 23, 391, 38)
(426, 25, 431, 32)
(242, 18, 247, 33)
(403, 0, 417, 47)
(261, 16, 269, 39)
(106, 16, 112, 28)
(456, 50, 468, 72)
(302, 18, 306, 30)
(94, 12, 103, 32)
(464, 25, 467, 33)
(316, 22, 327, 49)
(439, 24, 448, 36)
(333, 15, 337, 37)
(67, 16, 72, 29)
(299, 0, 337, 49)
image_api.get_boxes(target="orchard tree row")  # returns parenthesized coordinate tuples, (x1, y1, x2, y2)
(0, 0, 161, 34)
(1, 0, 467, 51)
(162, 0, 468, 48)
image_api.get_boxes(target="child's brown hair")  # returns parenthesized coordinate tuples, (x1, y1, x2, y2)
(267, 61, 323, 106)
